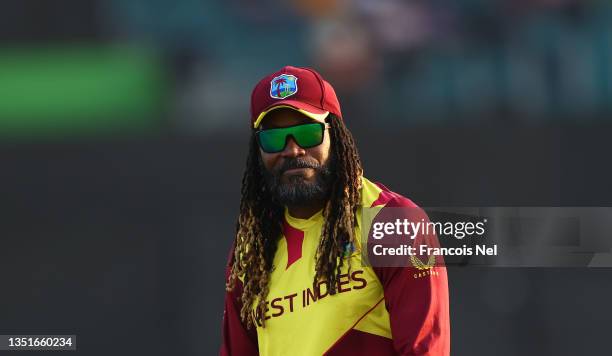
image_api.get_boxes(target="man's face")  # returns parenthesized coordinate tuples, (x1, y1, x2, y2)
(258, 108, 332, 205)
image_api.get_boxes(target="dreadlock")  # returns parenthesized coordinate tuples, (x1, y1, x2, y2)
(226, 114, 363, 329)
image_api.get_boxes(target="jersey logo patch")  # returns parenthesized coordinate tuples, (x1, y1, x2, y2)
(410, 254, 436, 270)
(270, 74, 298, 99)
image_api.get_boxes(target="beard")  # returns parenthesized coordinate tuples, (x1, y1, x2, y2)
(261, 156, 333, 206)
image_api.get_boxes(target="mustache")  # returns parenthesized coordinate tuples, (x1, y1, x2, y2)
(276, 157, 321, 175)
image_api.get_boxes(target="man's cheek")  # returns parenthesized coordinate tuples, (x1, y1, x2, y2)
(259, 156, 278, 175)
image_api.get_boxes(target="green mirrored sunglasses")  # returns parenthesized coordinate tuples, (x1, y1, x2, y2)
(256, 122, 330, 153)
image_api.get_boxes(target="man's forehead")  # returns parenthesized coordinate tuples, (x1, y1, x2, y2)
(260, 108, 317, 128)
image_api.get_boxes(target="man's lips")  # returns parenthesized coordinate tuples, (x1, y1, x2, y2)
(282, 167, 313, 176)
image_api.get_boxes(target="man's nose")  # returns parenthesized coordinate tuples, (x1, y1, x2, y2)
(281, 136, 306, 157)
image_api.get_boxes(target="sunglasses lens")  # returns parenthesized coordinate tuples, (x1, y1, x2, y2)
(258, 128, 287, 153)
(257, 123, 324, 153)
(292, 123, 324, 148)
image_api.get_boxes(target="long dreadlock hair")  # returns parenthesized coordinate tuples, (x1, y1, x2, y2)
(226, 114, 363, 329)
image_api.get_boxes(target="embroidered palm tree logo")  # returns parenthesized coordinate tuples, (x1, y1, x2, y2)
(274, 77, 287, 97)
(270, 74, 298, 99)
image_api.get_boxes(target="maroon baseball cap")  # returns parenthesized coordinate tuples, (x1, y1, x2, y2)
(250, 66, 343, 128)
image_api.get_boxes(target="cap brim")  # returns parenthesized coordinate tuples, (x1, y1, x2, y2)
(253, 101, 329, 128)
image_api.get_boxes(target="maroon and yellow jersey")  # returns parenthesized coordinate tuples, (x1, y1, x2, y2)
(220, 177, 450, 356)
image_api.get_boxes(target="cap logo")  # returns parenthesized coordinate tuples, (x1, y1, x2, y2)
(270, 74, 298, 99)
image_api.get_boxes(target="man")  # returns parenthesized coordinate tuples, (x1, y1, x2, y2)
(220, 66, 449, 355)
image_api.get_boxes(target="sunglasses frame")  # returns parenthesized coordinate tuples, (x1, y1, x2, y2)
(255, 122, 331, 153)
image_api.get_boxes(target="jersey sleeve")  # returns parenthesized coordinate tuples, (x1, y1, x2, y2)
(372, 197, 450, 356)
(219, 240, 259, 356)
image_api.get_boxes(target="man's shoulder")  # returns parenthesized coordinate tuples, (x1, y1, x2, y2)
(360, 176, 419, 209)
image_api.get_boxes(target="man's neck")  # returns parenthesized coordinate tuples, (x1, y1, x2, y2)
(286, 200, 326, 219)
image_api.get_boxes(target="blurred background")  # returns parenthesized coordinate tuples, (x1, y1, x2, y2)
(1, 0, 611, 355)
